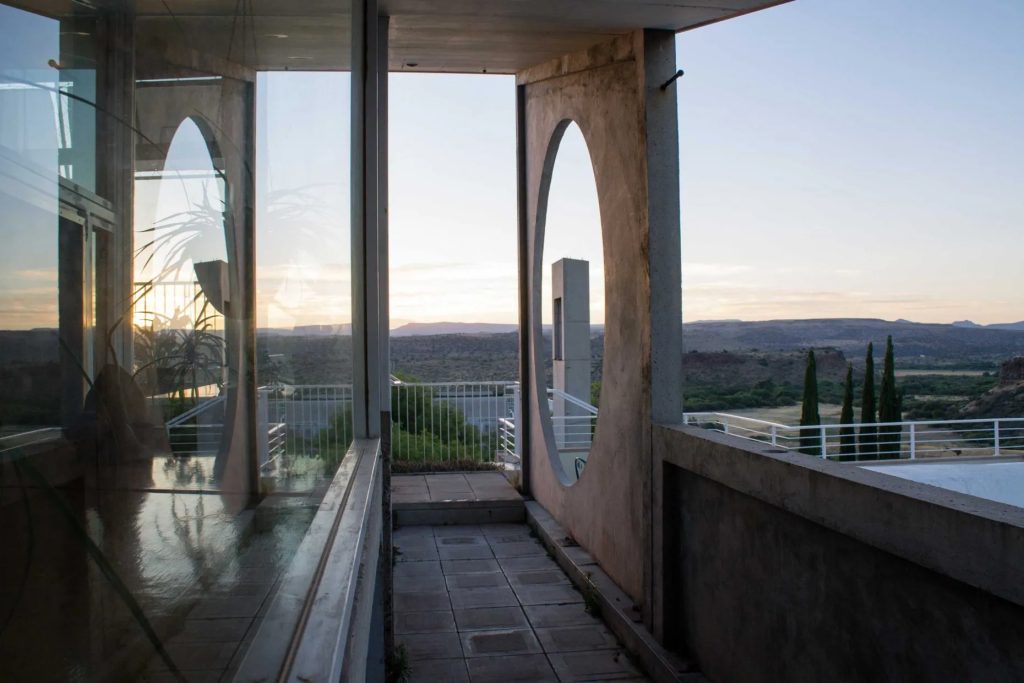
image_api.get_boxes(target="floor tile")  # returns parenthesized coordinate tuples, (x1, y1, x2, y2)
(397, 573, 448, 593)
(397, 632, 464, 660)
(505, 569, 572, 587)
(437, 535, 488, 546)
(395, 590, 451, 613)
(435, 525, 484, 537)
(395, 560, 443, 579)
(449, 586, 518, 610)
(534, 625, 619, 653)
(498, 555, 560, 572)
(439, 544, 495, 561)
(461, 629, 543, 658)
(510, 583, 583, 606)
(407, 657, 469, 683)
(393, 530, 437, 550)
(547, 650, 642, 681)
(454, 606, 530, 632)
(395, 610, 457, 635)
(523, 604, 601, 629)
(490, 540, 547, 558)
(397, 522, 650, 683)
(481, 524, 533, 538)
(465, 654, 559, 682)
(445, 572, 510, 591)
(396, 545, 440, 562)
(442, 558, 501, 574)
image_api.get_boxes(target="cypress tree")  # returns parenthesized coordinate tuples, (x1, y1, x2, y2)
(859, 342, 877, 460)
(800, 349, 821, 456)
(839, 363, 856, 460)
(878, 335, 902, 458)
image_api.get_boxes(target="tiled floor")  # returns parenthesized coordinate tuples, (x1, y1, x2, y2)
(393, 472, 522, 505)
(394, 523, 650, 682)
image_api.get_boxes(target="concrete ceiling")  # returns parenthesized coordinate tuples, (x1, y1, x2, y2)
(17, 0, 790, 74)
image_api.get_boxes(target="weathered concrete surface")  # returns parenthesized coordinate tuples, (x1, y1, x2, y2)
(655, 425, 1024, 682)
(520, 30, 682, 614)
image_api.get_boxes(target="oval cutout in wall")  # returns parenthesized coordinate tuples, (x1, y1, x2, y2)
(538, 121, 605, 486)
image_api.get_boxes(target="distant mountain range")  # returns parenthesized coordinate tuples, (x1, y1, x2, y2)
(952, 320, 1024, 331)
(680, 318, 1024, 365)
(4, 318, 1022, 369)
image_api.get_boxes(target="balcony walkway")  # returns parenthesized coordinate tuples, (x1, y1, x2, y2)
(393, 472, 525, 525)
(392, 472, 651, 681)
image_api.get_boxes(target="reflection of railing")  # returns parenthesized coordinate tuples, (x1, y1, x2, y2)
(165, 396, 225, 455)
(261, 422, 288, 470)
(166, 395, 225, 426)
(264, 384, 353, 460)
(682, 413, 1024, 462)
(133, 280, 224, 334)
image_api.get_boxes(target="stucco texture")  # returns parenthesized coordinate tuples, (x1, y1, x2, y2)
(521, 31, 679, 607)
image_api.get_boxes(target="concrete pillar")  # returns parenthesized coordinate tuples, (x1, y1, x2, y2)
(94, 9, 134, 371)
(551, 258, 591, 447)
(520, 30, 682, 634)
(351, 0, 387, 439)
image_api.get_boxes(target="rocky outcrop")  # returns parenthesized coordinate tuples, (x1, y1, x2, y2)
(999, 357, 1024, 385)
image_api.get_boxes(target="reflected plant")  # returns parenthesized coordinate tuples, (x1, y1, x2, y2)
(132, 302, 225, 408)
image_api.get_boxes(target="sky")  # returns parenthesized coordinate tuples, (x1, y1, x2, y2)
(268, 0, 1024, 328)
(1, 0, 1022, 330)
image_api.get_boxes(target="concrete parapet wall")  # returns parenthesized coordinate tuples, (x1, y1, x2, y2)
(519, 29, 682, 614)
(655, 425, 1024, 682)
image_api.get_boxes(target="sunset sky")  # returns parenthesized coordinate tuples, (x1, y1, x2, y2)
(257, 0, 1024, 329)
(2, 0, 1022, 330)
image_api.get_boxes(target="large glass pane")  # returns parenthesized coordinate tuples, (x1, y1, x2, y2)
(256, 71, 353, 491)
(0, 2, 351, 679)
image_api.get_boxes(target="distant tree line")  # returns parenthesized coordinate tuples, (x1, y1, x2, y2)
(800, 336, 903, 460)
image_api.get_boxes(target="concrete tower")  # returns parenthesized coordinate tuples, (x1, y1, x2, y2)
(551, 258, 591, 447)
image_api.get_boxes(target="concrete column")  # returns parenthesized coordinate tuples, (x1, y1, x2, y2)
(551, 258, 591, 447)
(351, 0, 386, 439)
(516, 83, 532, 494)
(643, 29, 682, 642)
(520, 30, 682, 633)
(94, 10, 135, 371)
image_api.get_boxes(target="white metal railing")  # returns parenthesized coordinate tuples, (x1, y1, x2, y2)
(162, 382, 522, 466)
(165, 395, 226, 455)
(133, 280, 224, 335)
(546, 388, 597, 453)
(390, 381, 519, 464)
(265, 384, 354, 461)
(682, 413, 1024, 462)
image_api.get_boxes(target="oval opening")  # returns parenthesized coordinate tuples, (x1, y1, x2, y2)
(538, 121, 604, 486)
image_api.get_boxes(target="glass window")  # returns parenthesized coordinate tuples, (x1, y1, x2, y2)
(0, 2, 352, 679)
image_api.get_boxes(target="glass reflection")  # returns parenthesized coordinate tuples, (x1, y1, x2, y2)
(0, 2, 352, 679)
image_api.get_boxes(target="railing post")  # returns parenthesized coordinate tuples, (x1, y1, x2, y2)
(909, 423, 916, 459)
(994, 419, 1001, 456)
(513, 384, 522, 463)
(820, 426, 827, 459)
(723, 416, 730, 436)
(771, 425, 778, 447)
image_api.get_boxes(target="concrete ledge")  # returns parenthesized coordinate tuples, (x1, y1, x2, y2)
(655, 424, 1024, 608)
(394, 499, 525, 526)
(524, 500, 705, 683)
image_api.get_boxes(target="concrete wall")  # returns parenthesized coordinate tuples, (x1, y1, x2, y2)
(519, 30, 682, 614)
(656, 425, 1024, 683)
